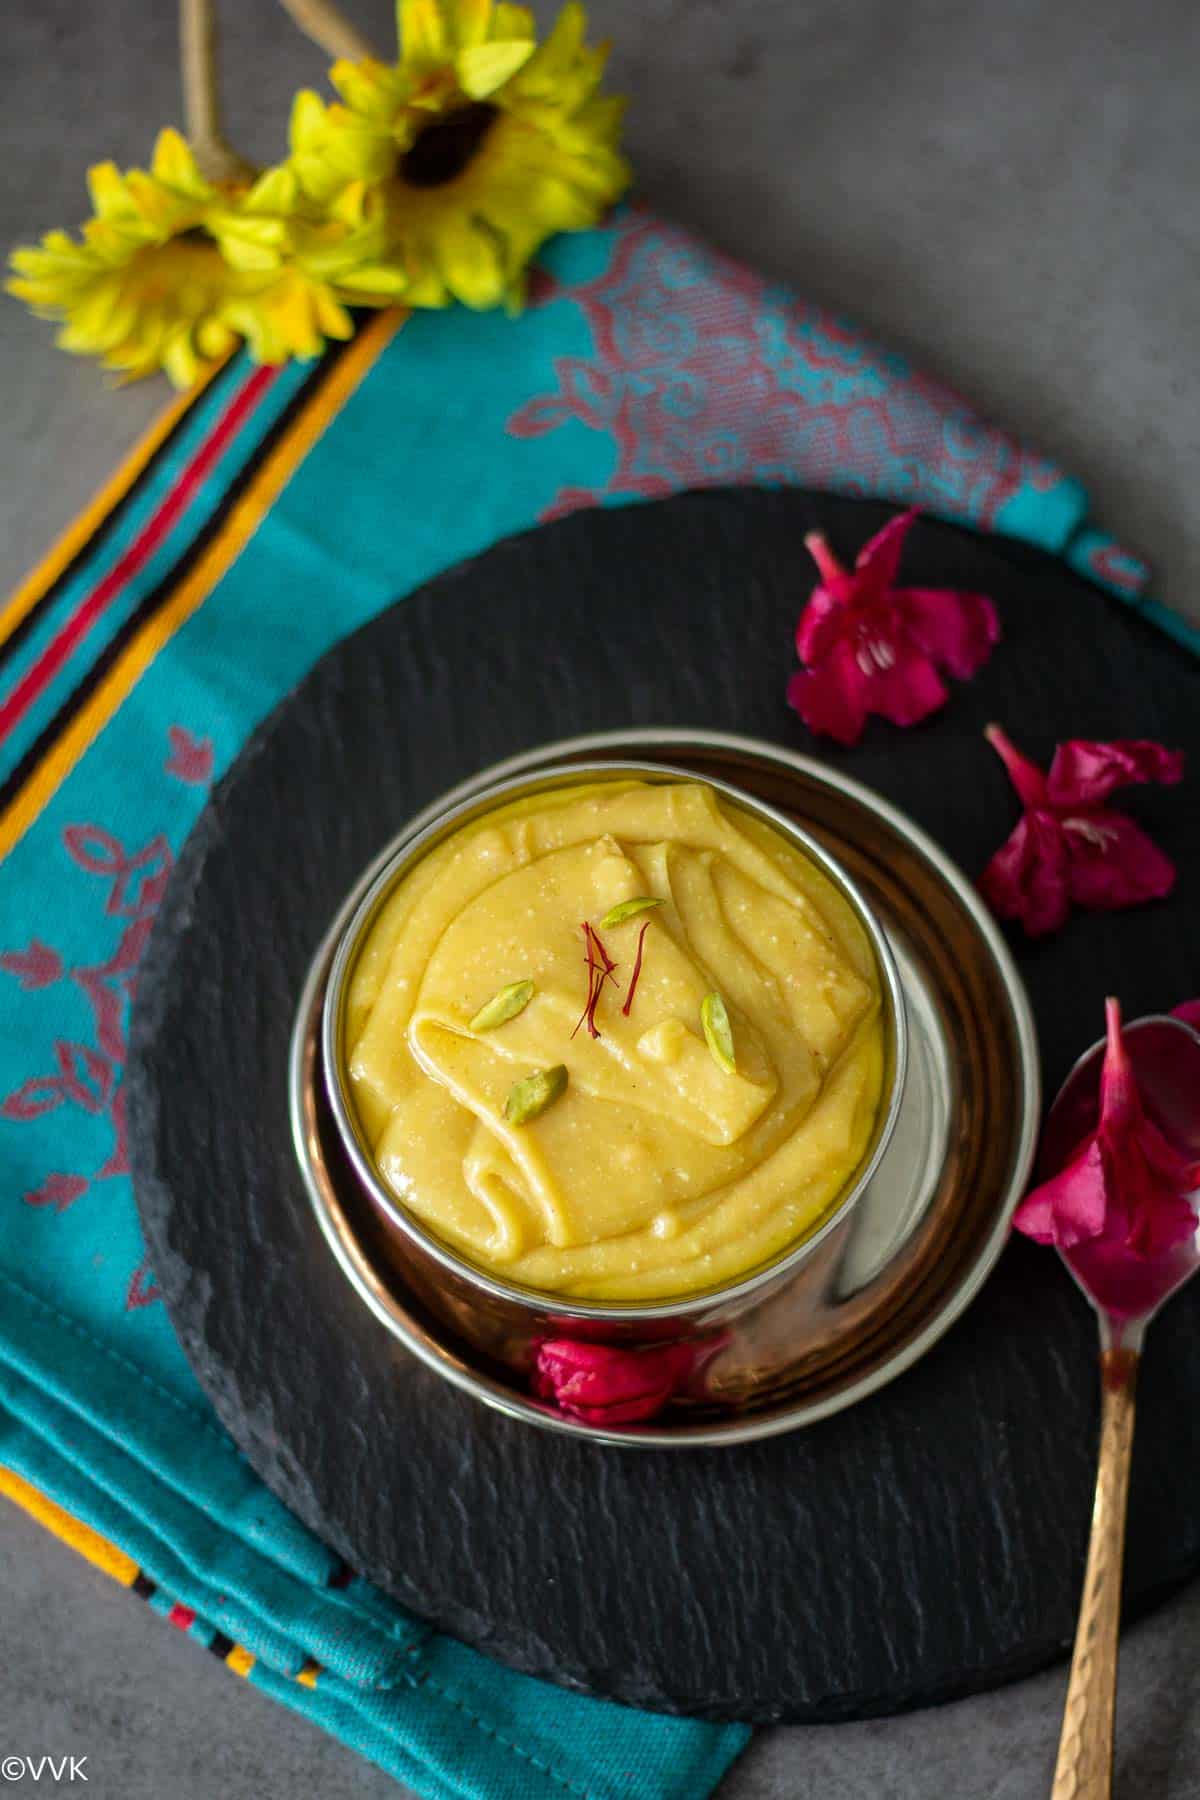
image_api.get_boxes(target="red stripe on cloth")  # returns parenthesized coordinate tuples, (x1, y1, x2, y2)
(167, 1603, 197, 1631)
(0, 364, 279, 744)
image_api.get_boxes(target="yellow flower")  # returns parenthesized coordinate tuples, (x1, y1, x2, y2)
(289, 0, 631, 311)
(7, 129, 407, 387)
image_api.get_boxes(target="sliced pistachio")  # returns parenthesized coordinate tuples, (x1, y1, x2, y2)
(469, 979, 535, 1033)
(599, 895, 665, 930)
(504, 1064, 568, 1125)
(700, 991, 736, 1075)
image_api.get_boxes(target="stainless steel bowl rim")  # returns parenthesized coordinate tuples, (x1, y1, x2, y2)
(320, 755, 910, 1323)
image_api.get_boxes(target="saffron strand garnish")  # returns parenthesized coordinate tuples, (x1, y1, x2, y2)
(621, 920, 650, 1017)
(571, 922, 618, 1040)
(570, 928, 599, 1040)
(586, 922, 617, 981)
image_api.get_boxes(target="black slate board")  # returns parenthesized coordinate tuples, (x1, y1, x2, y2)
(129, 489, 1200, 1722)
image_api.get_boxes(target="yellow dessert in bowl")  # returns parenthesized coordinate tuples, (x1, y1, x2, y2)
(339, 775, 887, 1303)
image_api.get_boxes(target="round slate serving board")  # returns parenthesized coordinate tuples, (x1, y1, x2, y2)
(129, 490, 1200, 1723)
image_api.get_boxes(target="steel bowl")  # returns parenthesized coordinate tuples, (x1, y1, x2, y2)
(316, 760, 908, 1401)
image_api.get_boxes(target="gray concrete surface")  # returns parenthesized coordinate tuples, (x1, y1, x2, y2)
(3, 1, 1199, 1796)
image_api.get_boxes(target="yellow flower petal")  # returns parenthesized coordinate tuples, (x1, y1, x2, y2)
(399, 0, 450, 68)
(61, 279, 124, 345)
(289, 89, 329, 152)
(86, 163, 136, 221)
(196, 317, 238, 358)
(216, 236, 284, 274)
(330, 56, 401, 117)
(456, 38, 535, 98)
(333, 261, 410, 296)
(313, 287, 356, 338)
(432, 212, 509, 307)
(243, 165, 299, 216)
(124, 169, 195, 233)
(150, 128, 210, 198)
(492, 3, 534, 34)
(400, 255, 452, 307)
(162, 328, 202, 389)
(327, 179, 373, 226)
(520, 0, 585, 86)
(450, 0, 494, 47)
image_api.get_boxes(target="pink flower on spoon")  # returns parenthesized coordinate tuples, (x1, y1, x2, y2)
(1015, 996, 1200, 1259)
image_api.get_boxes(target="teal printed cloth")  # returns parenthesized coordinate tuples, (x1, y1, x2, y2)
(1, 205, 1192, 1797)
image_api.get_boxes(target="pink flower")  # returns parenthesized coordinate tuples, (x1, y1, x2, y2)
(1173, 1000, 1200, 1032)
(786, 509, 999, 746)
(533, 1338, 696, 1425)
(1015, 998, 1200, 1257)
(980, 727, 1184, 937)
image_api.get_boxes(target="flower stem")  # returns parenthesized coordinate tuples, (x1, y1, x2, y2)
(275, 0, 378, 61)
(1099, 995, 1133, 1118)
(179, 0, 254, 185)
(803, 530, 845, 591)
(984, 723, 1048, 811)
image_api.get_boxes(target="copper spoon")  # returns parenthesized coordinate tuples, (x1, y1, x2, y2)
(1044, 1013, 1200, 1800)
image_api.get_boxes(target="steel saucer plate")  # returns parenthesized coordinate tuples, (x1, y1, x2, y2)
(290, 729, 1040, 1448)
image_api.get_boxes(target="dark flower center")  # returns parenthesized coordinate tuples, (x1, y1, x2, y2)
(400, 102, 499, 188)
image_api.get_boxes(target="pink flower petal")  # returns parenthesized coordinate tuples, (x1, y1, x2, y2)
(1100, 1015, 1199, 1251)
(1172, 1000, 1200, 1032)
(1062, 809, 1177, 911)
(1018, 998, 1200, 1266)
(1125, 1115, 1200, 1219)
(533, 1339, 693, 1424)
(794, 585, 844, 666)
(979, 811, 1072, 937)
(856, 639, 948, 729)
(1122, 1187, 1199, 1256)
(853, 509, 918, 603)
(899, 586, 1001, 680)
(1045, 738, 1184, 809)
(1014, 1139, 1108, 1246)
(786, 646, 870, 746)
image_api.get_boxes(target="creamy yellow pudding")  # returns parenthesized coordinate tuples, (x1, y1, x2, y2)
(345, 780, 885, 1301)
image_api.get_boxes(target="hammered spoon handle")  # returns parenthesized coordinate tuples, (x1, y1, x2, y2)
(1050, 1345, 1139, 1800)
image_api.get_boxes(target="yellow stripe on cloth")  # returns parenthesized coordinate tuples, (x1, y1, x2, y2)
(0, 309, 404, 861)
(0, 356, 228, 649)
(0, 1465, 139, 1585)
(2, 1469, 331, 1690)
